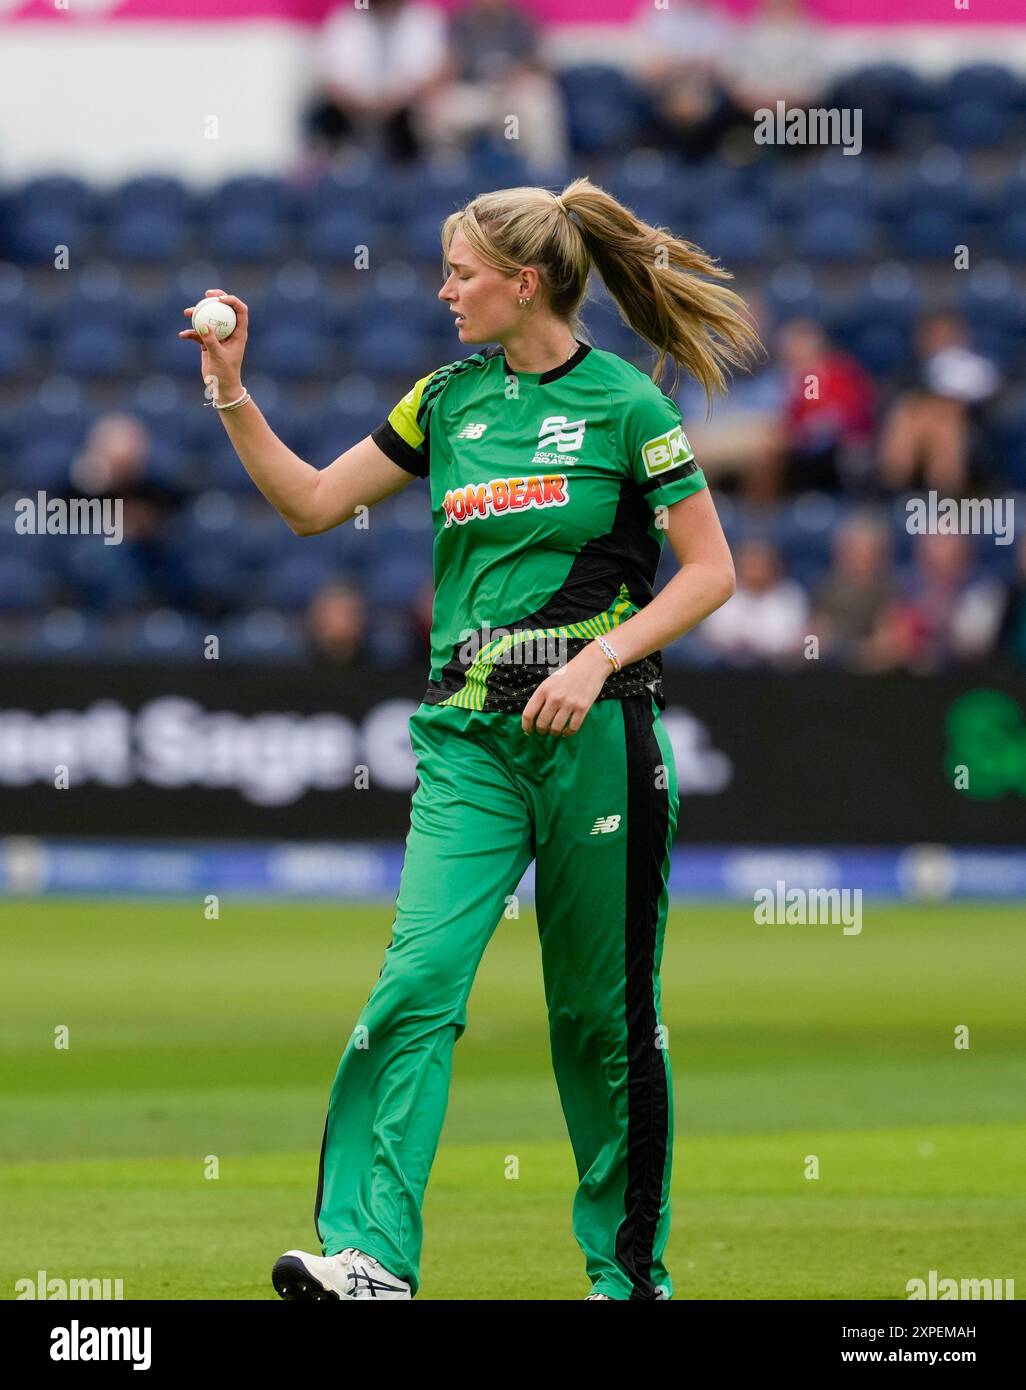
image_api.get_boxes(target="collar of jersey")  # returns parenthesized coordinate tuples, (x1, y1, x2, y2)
(490, 339, 592, 385)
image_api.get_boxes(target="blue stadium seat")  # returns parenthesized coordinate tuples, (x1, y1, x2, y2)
(115, 610, 207, 660)
(206, 210, 288, 264)
(346, 323, 425, 380)
(244, 323, 333, 381)
(366, 552, 432, 609)
(400, 206, 454, 266)
(299, 164, 381, 221)
(254, 554, 339, 610)
(9, 438, 76, 492)
(0, 556, 59, 613)
(106, 174, 191, 221)
(893, 208, 964, 261)
(700, 205, 771, 265)
(0, 325, 30, 380)
(24, 610, 104, 660)
(995, 169, 1026, 215)
(176, 551, 252, 611)
(304, 209, 384, 264)
(311, 413, 387, 467)
(940, 100, 1012, 151)
(558, 65, 644, 155)
(957, 268, 1025, 334)
(849, 323, 912, 377)
(941, 64, 1021, 109)
(51, 324, 126, 379)
(10, 403, 95, 453)
(144, 437, 195, 491)
(12, 175, 95, 220)
(857, 64, 938, 115)
(878, 160, 973, 226)
(794, 208, 872, 263)
(991, 211, 1026, 261)
(107, 210, 188, 264)
(833, 270, 923, 341)
(59, 536, 153, 612)
(5, 208, 86, 265)
(3, 176, 95, 263)
(208, 174, 293, 220)
(217, 609, 309, 661)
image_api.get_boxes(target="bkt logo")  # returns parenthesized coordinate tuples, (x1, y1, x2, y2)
(457, 422, 488, 439)
(642, 424, 694, 478)
(537, 415, 587, 453)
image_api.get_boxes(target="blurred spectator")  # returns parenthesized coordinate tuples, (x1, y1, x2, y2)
(306, 581, 370, 666)
(69, 413, 184, 543)
(994, 535, 1026, 668)
(879, 311, 1002, 497)
(775, 318, 875, 496)
(875, 532, 1005, 672)
(699, 538, 810, 665)
(420, 0, 568, 171)
(304, 0, 452, 165)
(675, 293, 786, 503)
(632, 0, 747, 162)
(811, 512, 896, 670)
(723, 0, 827, 122)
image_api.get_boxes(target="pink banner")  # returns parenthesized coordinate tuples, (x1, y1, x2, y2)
(2, 0, 1023, 26)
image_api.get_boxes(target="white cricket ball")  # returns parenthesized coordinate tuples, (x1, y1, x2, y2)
(191, 297, 237, 341)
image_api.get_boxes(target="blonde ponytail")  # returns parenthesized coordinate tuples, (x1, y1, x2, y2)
(442, 174, 764, 408)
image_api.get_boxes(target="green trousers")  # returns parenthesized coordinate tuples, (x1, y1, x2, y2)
(314, 693, 679, 1299)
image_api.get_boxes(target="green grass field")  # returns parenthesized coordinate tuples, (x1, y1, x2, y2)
(1, 897, 1023, 1300)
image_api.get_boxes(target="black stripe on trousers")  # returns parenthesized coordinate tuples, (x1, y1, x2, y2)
(615, 696, 672, 1300)
(313, 1111, 329, 1243)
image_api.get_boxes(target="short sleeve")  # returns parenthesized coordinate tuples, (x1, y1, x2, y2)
(370, 370, 440, 480)
(622, 383, 707, 511)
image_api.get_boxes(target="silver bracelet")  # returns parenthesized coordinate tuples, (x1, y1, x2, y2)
(209, 388, 251, 411)
(595, 634, 622, 673)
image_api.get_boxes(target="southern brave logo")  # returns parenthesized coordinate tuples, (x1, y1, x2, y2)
(537, 416, 587, 453)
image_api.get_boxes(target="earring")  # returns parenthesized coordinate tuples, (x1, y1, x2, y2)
(518, 297, 531, 307)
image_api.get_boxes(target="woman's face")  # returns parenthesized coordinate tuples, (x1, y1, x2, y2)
(437, 227, 523, 345)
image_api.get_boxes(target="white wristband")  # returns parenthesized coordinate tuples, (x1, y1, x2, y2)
(210, 388, 251, 411)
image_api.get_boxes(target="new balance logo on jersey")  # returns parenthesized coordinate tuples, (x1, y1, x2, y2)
(442, 474, 569, 527)
(537, 416, 587, 453)
(641, 424, 694, 478)
(456, 422, 488, 439)
(589, 814, 622, 835)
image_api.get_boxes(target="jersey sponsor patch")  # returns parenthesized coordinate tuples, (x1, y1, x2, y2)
(641, 423, 694, 478)
(442, 474, 569, 527)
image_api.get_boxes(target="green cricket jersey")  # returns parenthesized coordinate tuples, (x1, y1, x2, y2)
(370, 339, 707, 713)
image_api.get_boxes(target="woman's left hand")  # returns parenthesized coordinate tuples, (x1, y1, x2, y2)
(521, 642, 613, 737)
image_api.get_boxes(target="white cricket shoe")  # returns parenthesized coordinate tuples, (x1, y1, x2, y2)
(272, 1247, 411, 1300)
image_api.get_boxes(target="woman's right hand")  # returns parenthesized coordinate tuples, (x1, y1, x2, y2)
(179, 288, 249, 405)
